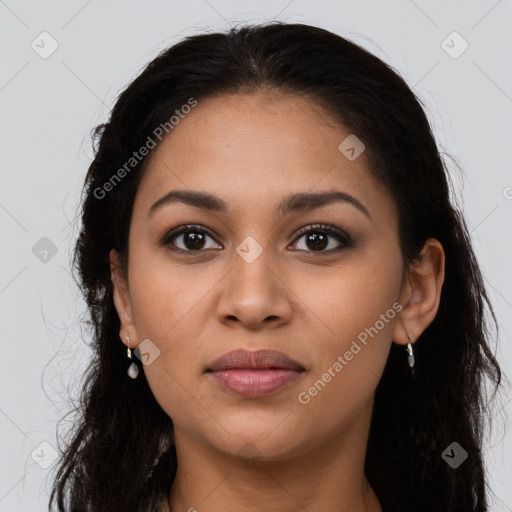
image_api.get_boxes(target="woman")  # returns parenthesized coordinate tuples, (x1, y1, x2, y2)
(50, 22, 503, 512)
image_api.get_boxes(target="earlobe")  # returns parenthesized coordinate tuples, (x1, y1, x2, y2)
(392, 238, 445, 346)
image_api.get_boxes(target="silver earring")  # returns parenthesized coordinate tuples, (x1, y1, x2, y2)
(126, 336, 139, 379)
(406, 336, 415, 369)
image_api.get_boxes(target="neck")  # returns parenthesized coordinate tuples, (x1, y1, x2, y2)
(168, 399, 382, 512)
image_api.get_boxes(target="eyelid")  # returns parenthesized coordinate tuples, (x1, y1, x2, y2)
(160, 223, 353, 253)
(159, 224, 222, 250)
(290, 223, 352, 249)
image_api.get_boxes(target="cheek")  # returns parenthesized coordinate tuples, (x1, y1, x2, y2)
(133, 296, 207, 430)
(128, 244, 216, 343)
(129, 274, 207, 376)
(303, 252, 401, 347)
(126, 254, 217, 422)
(295, 251, 401, 412)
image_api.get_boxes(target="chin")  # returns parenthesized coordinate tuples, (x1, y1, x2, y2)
(206, 423, 310, 462)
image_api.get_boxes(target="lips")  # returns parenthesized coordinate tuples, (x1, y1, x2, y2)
(206, 349, 305, 399)
(207, 349, 305, 372)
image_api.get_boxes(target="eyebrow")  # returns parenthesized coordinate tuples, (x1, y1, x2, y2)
(147, 189, 371, 220)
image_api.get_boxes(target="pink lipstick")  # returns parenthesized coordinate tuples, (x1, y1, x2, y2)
(206, 349, 305, 398)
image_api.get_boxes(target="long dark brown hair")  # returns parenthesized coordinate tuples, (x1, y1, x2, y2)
(50, 22, 503, 512)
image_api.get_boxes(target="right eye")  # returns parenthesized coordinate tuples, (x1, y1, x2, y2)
(160, 224, 223, 253)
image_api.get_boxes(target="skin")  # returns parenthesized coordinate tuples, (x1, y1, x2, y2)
(110, 91, 445, 512)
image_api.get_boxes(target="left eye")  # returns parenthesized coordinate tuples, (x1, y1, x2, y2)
(290, 223, 353, 253)
(161, 223, 353, 253)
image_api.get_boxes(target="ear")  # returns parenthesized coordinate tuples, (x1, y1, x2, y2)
(392, 238, 445, 345)
(110, 249, 138, 349)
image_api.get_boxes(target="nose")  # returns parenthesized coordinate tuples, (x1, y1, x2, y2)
(215, 253, 293, 330)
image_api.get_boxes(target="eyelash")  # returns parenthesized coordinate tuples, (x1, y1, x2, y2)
(159, 223, 354, 254)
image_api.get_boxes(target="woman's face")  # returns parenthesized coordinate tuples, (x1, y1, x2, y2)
(112, 91, 408, 460)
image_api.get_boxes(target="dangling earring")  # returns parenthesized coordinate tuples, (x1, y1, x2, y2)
(126, 336, 139, 379)
(406, 336, 415, 369)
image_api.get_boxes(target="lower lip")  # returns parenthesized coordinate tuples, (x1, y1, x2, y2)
(209, 369, 304, 398)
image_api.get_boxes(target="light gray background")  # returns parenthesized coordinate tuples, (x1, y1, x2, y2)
(1, 1, 511, 510)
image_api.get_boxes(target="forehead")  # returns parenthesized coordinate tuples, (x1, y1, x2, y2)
(134, 91, 396, 223)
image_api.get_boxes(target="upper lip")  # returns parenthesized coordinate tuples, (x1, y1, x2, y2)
(207, 349, 305, 372)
